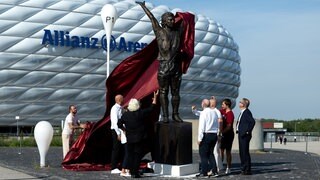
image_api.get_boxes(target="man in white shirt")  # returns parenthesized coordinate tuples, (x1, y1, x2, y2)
(191, 97, 223, 174)
(62, 105, 86, 158)
(195, 99, 222, 177)
(110, 94, 124, 174)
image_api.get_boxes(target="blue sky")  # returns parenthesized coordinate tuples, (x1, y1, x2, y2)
(147, 0, 320, 120)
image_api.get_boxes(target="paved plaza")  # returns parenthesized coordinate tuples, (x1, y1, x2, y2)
(0, 142, 319, 179)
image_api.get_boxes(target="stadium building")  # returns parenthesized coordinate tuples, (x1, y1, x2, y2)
(0, 0, 241, 130)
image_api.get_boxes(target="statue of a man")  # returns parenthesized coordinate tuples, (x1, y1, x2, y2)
(137, 1, 184, 123)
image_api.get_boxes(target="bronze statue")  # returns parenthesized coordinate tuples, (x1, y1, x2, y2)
(137, 1, 184, 123)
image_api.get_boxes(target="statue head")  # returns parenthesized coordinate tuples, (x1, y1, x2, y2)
(161, 12, 175, 28)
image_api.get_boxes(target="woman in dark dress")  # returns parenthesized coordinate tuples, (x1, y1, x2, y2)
(118, 91, 158, 178)
(219, 98, 235, 174)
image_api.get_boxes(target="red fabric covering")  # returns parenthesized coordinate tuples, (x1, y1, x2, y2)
(62, 12, 194, 171)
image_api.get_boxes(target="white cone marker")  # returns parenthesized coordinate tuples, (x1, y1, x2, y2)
(34, 121, 53, 168)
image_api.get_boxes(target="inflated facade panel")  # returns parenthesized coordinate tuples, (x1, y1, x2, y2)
(0, 0, 240, 126)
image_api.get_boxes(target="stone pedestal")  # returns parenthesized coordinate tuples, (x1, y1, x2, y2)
(154, 121, 192, 165)
(152, 121, 197, 176)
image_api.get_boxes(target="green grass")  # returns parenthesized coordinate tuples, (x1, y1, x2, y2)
(0, 136, 62, 147)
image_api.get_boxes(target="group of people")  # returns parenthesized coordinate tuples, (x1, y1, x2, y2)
(193, 97, 255, 177)
(278, 136, 287, 145)
(61, 96, 256, 178)
(62, 92, 158, 178)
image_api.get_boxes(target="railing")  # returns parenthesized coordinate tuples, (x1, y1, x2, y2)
(269, 133, 319, 154)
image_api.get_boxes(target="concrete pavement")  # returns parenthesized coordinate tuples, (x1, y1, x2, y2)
(0, 146, 319, 179)
(0, 166, 38, 180)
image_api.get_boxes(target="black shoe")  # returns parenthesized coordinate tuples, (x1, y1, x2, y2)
(172, 114, 183, 122)
(162, 117, 169, 123)
(196, 173, 208, 178)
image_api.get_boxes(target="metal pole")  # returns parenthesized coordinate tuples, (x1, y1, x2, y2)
(106, 37, 110, 78)
(270, 134, 273, 153)
(305, 134, 308, 154)
(16, 116, 21, 155)
(16, 117, 18, 138)
(19, 134, 22, 155)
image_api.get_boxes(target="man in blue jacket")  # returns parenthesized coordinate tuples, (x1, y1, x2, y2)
(236, 98, 255, 175)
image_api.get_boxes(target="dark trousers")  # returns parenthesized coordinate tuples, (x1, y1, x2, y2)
(238, 134, 252, 172)
(127, 141, 143, 176)
(199, 133, 218, 175)
(111, 130, 122, 169)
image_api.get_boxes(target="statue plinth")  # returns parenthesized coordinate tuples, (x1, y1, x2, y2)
(154, 121, 192, 165)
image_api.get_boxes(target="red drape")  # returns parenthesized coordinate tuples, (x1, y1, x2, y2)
(62, 12, 194, 171)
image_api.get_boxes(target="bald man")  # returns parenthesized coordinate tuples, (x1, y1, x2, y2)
(196, 99, 220, 177)
(110, 94, 124, 174)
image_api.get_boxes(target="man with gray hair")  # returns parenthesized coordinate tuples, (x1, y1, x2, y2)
(237, 98, 255, 175)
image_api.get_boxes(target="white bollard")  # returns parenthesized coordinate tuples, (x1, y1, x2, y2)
(101, 4, 118, 78)
(34, 121, 53, 168)
(233, 119, 264, 152)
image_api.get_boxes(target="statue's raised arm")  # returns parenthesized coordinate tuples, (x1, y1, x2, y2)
(136, 1, 190, 123)
(136, 1, 161, 31)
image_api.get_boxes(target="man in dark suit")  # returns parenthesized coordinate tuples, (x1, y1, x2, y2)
(236, 98, 255, 175)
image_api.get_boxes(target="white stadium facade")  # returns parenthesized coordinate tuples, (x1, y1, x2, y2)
(0, 0, 241, 128)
